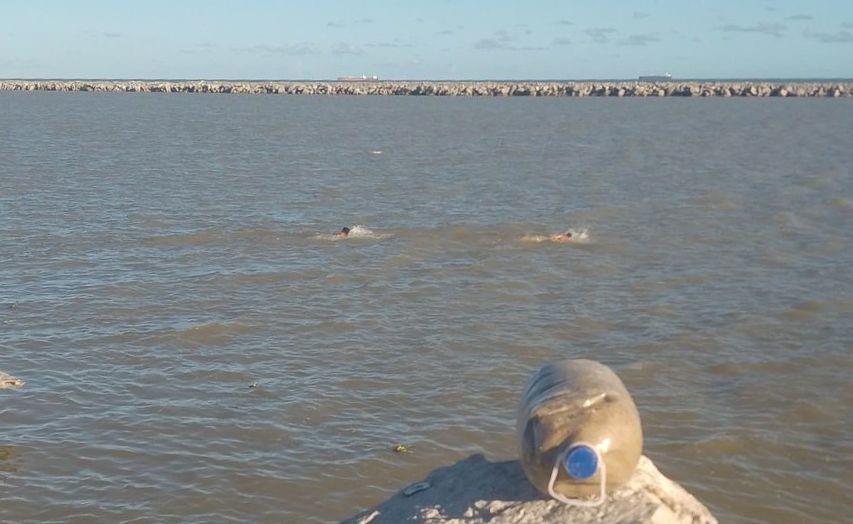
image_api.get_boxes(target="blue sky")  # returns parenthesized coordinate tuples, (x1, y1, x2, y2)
(1, 0, 851, 79)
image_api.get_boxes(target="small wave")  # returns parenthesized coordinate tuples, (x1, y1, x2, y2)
(521, 228, 590, 244)
(370, 150, 383, 155)
(232, 227, 284, 243)
(828, 198, 849, 209)
(777, 299, 853, 322)
(348, 225, 386, 238)
(143, 322, 256, 347)
(690, 435, 749, 455)
(224, 268, 327, 285)
(688, 190, 741, 211)
(144, 230, 220, 247)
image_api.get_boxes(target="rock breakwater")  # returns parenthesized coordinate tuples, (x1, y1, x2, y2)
(1, 80, 850, 97)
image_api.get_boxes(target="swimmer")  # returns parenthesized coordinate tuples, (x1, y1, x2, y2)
(521, 230, 579, 243)
(335, 227, 350, 239)
(549, 231, 574, 243)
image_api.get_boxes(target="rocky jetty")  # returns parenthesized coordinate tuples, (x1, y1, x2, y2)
(344, 454, 716, 524)
(0, 80, 850, 97)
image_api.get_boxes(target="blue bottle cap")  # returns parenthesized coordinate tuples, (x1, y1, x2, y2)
(564, 445, 598, 480)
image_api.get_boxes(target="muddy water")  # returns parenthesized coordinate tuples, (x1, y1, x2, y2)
(1, 93, 851, 523)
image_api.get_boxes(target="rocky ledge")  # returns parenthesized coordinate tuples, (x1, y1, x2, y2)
(0, 80, 850, 97)
(344, 454, 716, 524)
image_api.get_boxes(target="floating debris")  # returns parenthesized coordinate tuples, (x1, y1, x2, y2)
(355, 510, 380, 524)
(403, 481, 431, 497)
(0, 371, 24, 390)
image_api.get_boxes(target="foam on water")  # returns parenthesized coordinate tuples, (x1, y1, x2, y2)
(520, 234, 549, 243)
(348, 225, 389, 239)
(316, 225, 391, 241)
(521, 228, 590, 244)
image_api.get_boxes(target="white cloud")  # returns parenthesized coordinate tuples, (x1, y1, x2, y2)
(236, 43, 320, 55)
(718, 23, 786, 38)
(803, 29, 853, 43)
(585, 27, 617, 43)
(331, 42, 365, 55)
(617, 34, 661, 46)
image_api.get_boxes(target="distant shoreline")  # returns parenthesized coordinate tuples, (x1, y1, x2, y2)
(1, 80, 850, 97)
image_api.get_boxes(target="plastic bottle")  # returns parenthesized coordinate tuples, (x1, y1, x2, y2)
(516, 359, 643, 506)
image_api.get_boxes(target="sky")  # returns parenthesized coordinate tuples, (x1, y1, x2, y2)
(1, 0, 851, 80)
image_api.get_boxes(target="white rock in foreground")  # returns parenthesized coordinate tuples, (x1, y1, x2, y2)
(345, 455, 716, 524)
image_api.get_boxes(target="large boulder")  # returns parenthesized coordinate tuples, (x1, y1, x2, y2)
(345, 455, 716, 524)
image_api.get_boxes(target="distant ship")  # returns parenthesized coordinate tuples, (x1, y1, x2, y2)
(337, 75, 380, 82)
(638, 73, 673, 82)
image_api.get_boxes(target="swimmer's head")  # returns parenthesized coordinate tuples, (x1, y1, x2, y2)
(341, 227, 350, 235)
(565, 231, 573, 238)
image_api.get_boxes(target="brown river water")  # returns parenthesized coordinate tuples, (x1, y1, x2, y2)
(1, 93, 851, 523)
